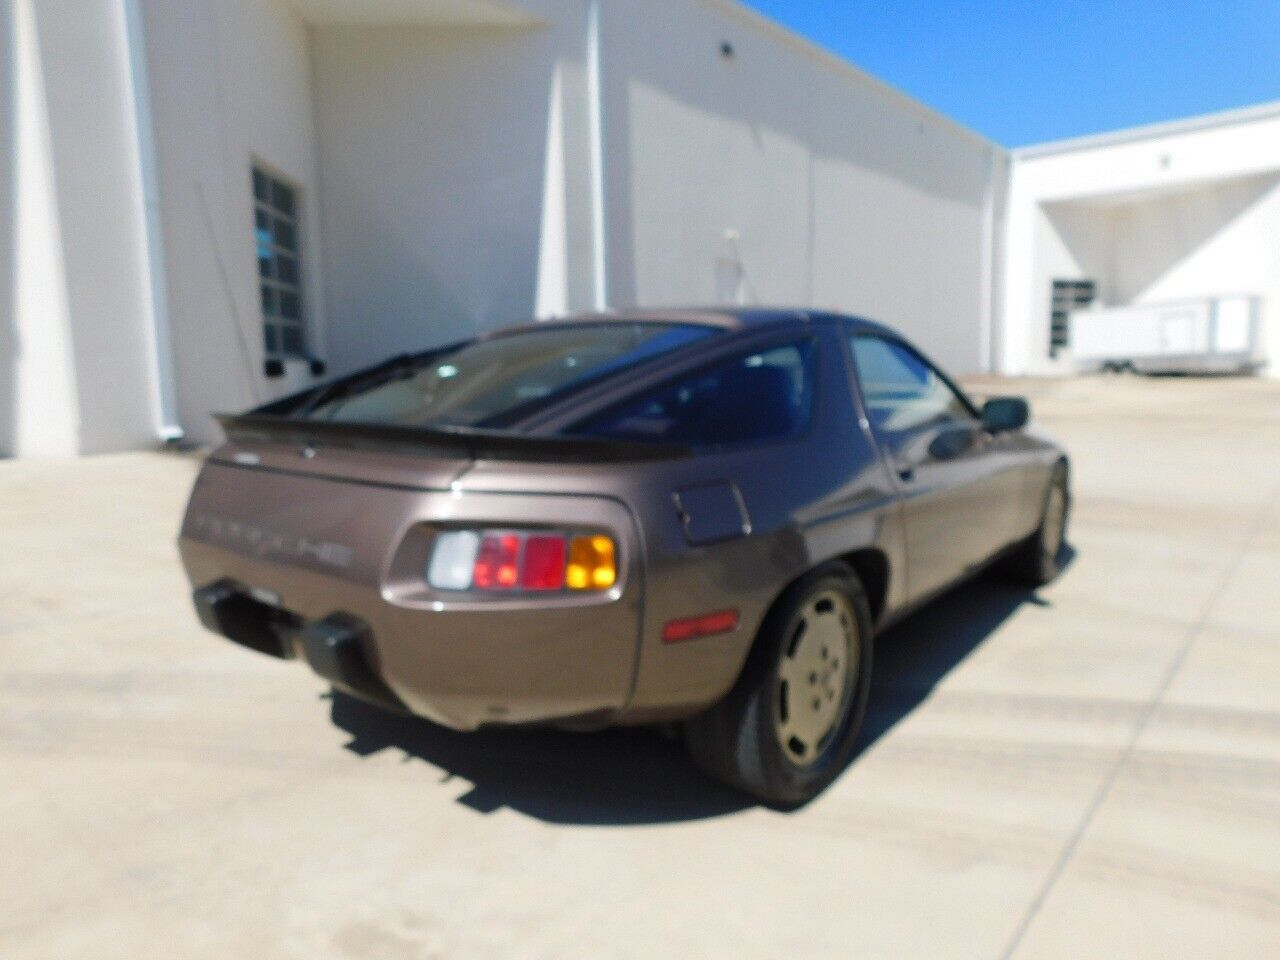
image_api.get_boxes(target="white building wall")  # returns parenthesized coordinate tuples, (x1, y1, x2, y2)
(142, 0, 328, 444)
(1111, 173, 1280, 312)
(4, 0, 78, 458)
(0, 0, 16, 456)
(2, 0, 158, 457)
(306, 0, 1004, 377)
(310, 15, 591, 375)
(601, 0, 1003, 374)
(2, 0, 1006, 456)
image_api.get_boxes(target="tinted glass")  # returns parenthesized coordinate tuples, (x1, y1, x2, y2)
(851, 334, 972, 436)
(571, 341, 814, 448)
(306, 323, 718, 429)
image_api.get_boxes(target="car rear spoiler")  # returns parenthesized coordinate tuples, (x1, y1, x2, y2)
(215, 413, 692, 463)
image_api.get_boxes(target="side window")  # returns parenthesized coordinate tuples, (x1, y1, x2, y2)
(570, 341, 815, 448)
(850, 334, 972, 438)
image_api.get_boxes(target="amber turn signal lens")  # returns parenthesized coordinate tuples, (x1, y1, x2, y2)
(566, 535, 617, 590)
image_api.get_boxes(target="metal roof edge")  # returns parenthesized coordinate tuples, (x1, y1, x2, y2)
(1014, 99, 1280, 160)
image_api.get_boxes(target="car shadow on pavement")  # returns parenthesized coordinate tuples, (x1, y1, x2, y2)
(329, 692, 753, 824)
(328, 548, 1074, 825)
(863, 547, 1075, 745)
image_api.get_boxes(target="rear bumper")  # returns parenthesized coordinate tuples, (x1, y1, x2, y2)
(184, 554, 641, 730)
(179, 461, 645, 731)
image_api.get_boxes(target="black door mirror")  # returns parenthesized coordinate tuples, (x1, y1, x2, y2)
(981, 396, 1029, 433)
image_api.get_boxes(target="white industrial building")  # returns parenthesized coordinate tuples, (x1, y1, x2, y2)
(1002, 102, 1280, 378)
(2, 0, 1277, 457)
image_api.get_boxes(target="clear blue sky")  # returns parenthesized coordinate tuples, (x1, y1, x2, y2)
(739, 1, 1280, 146)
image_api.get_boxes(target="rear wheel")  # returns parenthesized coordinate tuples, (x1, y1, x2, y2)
(999, 462, 1069, 587)
(685, 565, 873, 807)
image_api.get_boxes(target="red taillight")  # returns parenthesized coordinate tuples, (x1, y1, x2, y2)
(472, 534, 521, 590)
(520, 536, 567, 591)
(662, 609, 740, 643)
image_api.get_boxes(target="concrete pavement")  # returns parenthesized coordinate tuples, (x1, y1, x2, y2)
(1, 375, 1278, 959)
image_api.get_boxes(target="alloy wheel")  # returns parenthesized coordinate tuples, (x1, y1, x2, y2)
(774, 590, 859, 767)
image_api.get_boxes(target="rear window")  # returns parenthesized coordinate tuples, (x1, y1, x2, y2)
(303, 323, 717, 429)
(569, 340, 815, 449)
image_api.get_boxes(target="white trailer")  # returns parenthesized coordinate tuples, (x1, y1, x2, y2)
(1069, 295, 1263, 374)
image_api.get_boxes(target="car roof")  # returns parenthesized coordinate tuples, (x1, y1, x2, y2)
(487, 307, 904, 351)
(541, 307, 897, 332)
(559, 307, 812, 330)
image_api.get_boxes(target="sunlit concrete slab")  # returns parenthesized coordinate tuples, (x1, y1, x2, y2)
(1, 375, 1278, 958)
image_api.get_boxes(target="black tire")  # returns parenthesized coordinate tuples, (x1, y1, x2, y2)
(684, 563, 874, 807)
(998, 461, 1070, 587)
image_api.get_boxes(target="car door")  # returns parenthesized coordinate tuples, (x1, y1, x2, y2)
(848, 331, 1015, 602)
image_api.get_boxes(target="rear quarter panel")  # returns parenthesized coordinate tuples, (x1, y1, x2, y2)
(457, 321, 904, 721)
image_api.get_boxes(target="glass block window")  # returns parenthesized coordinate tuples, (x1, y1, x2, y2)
(254, 167, 306, 358)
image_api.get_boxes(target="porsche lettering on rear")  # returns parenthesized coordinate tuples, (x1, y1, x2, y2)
(191, 514, 355, 570)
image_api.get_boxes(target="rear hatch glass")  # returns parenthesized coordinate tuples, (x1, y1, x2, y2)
(300, 323, 718, 430)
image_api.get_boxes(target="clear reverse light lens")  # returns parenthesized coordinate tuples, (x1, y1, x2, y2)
(427, 530, 481, 590)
